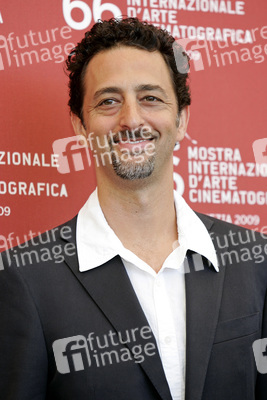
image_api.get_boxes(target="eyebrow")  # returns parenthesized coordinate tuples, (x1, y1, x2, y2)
(93, 84, 168, 101)
(135, 84, 168, 97)
(93, 87, 122, 101)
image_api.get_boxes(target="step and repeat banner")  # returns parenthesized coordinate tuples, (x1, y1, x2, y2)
(1, 0, 267, 249)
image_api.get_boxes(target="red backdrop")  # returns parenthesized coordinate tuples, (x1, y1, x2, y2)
(1, 0, 267, 249)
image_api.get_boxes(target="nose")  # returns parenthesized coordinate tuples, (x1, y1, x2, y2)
(119, 98, 145, 131)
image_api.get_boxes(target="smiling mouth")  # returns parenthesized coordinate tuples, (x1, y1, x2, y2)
(112, 138, 156, 155)
(113, 137, 155, 144)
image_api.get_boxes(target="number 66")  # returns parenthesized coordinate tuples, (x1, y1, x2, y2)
(63, 0, 122, 30)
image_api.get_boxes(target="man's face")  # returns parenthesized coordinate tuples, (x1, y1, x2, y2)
(71, 45, 189, 181)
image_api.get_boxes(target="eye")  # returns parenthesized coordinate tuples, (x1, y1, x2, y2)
(97, 98, 119, 107)
(143, 95, 162, 102)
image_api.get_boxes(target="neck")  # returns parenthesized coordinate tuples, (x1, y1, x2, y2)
(97, 170, 178, 272)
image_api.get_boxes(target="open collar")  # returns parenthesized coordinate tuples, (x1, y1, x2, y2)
(76, 188, 219, 273)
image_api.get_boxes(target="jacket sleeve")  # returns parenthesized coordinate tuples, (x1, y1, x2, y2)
(256, 289, 267, 399)
(0, 251, 48, 400)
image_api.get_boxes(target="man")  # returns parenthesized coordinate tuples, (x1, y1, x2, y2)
(0, 18, 266, 400)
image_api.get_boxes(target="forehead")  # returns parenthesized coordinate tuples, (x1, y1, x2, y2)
(83, 46, 175, 98)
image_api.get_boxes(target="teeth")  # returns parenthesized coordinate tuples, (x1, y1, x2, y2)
(121, 139, 151, 144)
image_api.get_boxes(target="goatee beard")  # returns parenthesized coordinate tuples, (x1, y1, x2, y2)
(111, 151, 155, 180)
(108, 128, 156, 180)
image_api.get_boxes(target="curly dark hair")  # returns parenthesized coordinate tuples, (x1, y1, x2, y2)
(65, 17, 191, 120)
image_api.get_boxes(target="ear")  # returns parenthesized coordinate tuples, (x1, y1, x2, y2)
(176, 106, 190, 142)
(71, 113, 87, 138)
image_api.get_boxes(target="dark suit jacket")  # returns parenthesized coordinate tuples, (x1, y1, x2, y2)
(0, 213, 267, 400)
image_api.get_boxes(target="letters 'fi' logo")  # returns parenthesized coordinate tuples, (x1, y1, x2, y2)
(252, 138, 267, 165)
(0, 252, 4, 271)
(52, 335, 91, 374)
(52, 135, 91, 174)
(0, 35, 12, 71)
(252, 338, 267, 374)
(173, 38, 211, 73)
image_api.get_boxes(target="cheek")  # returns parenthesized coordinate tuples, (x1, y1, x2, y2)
(88, 117, 118, 136)
(149, 109, 177, 127)
(156, 119, 178, 136)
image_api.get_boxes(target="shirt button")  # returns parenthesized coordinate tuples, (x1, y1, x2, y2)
(156, 280, 161, 287)
(165, 336, 172, 344)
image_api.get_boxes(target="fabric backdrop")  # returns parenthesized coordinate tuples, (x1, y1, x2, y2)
(1, 0, 267, 249)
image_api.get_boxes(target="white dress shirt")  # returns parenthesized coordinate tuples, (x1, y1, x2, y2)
(76, 188, 218, 400)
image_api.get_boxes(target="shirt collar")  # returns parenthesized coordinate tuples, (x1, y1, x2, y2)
(76, 188, 219, 273)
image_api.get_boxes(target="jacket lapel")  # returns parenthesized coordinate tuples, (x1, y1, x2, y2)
(61, 213, 226, 400)
(185, 213, 226, 400)
(60, 217, 172, 400)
